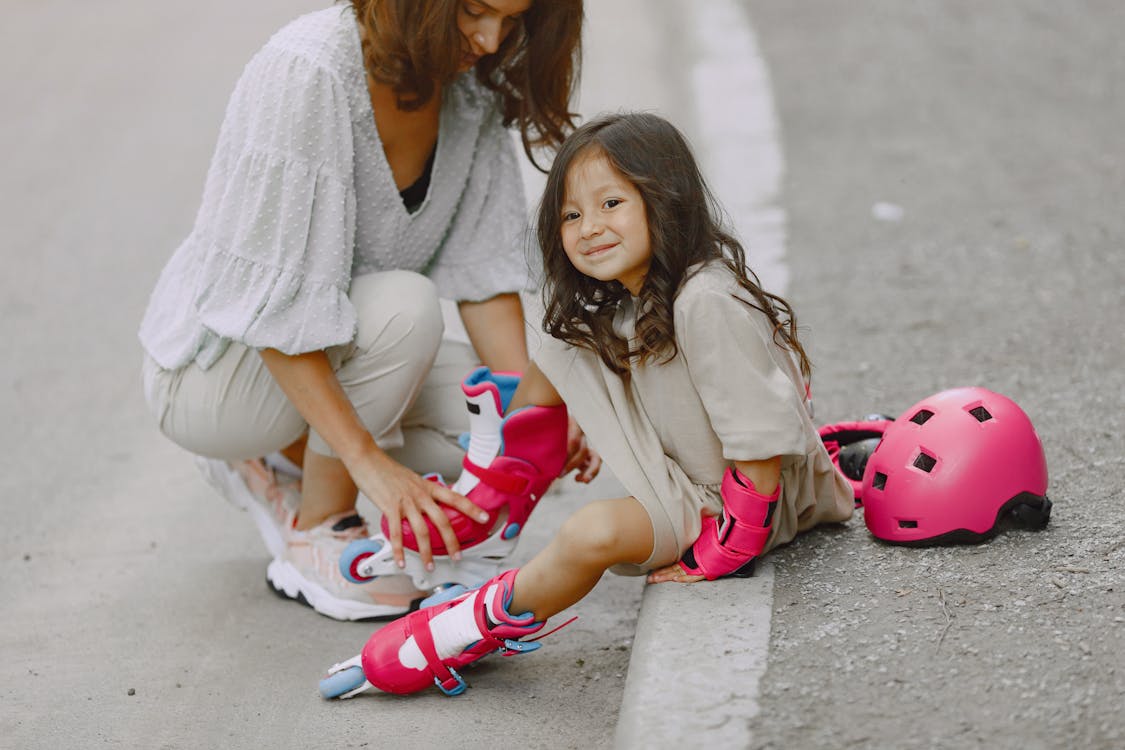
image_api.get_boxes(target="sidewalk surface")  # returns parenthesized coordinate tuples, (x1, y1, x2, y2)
(3, 1, 1123, 749)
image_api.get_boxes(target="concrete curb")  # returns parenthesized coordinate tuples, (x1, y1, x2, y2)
(614, 563, 776, 748)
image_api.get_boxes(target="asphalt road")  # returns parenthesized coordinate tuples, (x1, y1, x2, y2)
(742, 2, 1125, 748)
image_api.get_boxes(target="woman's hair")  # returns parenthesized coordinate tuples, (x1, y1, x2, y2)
(537, 112, 812, 379)
(348, 0, 582, 168)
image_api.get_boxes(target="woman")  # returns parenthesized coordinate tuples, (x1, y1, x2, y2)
(138, 0, 589, 621)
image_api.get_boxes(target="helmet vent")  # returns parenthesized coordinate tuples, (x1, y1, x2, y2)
(898, 519, 918, 529)
(910, 409, 934, 425)
(969, 406, 992, 422)
(913, 452, 937, 472)
(872, 472, 887, 490)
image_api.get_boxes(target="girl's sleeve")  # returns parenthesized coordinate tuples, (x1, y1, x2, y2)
(676, 282, 809, 462)
(427, 108, 531, 301)
(193, 47, 359, 355)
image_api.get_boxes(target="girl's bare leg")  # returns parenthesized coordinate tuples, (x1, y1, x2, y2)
(509, 496, 657, 621)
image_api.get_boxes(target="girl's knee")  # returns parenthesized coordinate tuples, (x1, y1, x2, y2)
(556, 499, 652, 567)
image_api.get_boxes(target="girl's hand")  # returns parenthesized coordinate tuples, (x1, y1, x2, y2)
(646, 562, 705, 585)
(348, 453, 489, 571)
(562, 415, 602, 483)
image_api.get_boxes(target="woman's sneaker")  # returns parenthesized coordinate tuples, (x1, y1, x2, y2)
(266, 512, 427, 621)
(194, 457, 299, 558)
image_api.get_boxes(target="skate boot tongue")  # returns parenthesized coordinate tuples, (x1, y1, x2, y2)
(453, 369, 516, 496)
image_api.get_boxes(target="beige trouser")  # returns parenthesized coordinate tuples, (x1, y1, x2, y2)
(141, 271, 478, 479)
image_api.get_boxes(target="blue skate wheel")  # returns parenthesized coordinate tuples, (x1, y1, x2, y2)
(339, 538, 386, 584)
(319, 665, 366, 699)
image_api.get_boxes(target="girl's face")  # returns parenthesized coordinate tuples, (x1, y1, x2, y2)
(456, 0, 531, 71)
(560, 151, 652, 296)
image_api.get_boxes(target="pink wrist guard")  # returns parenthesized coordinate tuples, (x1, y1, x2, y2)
(677, 467, 779, 580)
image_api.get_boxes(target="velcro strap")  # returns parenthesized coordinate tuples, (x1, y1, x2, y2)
(700, 534, 761, 572)
(817, 419, 890, 505)
(818, 420, 891, 448)
(680, 516, 769, 580)
(471, 582, 508, 654)
(717, 518, 772, 557)
(462, 455, 529, 495)
(408, 614, 454, 687)
(721, 469, 779, 525)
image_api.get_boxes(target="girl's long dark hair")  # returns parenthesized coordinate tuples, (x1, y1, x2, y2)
(348, 0, 582, 169)
(537, 112, 811, 379)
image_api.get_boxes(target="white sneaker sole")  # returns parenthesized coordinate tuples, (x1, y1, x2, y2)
(195, 456, 287, 559)
(265, 558, 413, 622)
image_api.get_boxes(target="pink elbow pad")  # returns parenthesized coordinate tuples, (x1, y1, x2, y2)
(677, 467, 779, 580)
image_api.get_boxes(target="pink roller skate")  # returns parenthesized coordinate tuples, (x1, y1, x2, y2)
(339, 367, 568, 596)
(319, 568, 546, 698)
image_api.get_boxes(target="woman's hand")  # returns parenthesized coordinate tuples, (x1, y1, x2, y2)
(646, 562, 705, 584)
(562, 415, 602, 483)
(347, 451, 490, 571)
(258, 348, 490, 570)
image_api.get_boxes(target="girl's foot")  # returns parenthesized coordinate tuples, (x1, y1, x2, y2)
(358, 568, 544, 695)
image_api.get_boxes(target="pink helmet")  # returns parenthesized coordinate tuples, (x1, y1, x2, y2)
(860, 387, 1051, 544)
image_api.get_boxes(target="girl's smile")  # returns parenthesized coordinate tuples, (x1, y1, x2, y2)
(560, 151, 652, 296)
(583, 241, 618, 256)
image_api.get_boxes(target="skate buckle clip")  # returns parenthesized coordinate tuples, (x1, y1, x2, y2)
(500, 638, 541, 655)
(434, 667, 468, 696)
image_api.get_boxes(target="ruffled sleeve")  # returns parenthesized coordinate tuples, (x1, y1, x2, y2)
(427, 105, 531, 302)
(192, 45, 358, 355)
(675, 266, 809, 462)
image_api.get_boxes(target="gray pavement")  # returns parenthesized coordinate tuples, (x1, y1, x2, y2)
(743, 1, 1125, 748)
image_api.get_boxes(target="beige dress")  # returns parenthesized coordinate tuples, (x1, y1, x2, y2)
(532, 261, 854, 574)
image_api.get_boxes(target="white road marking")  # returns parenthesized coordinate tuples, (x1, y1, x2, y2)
(690, 0, 790, 295)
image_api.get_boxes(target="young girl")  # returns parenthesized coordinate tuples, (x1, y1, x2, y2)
(321, 112, 854, 697)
